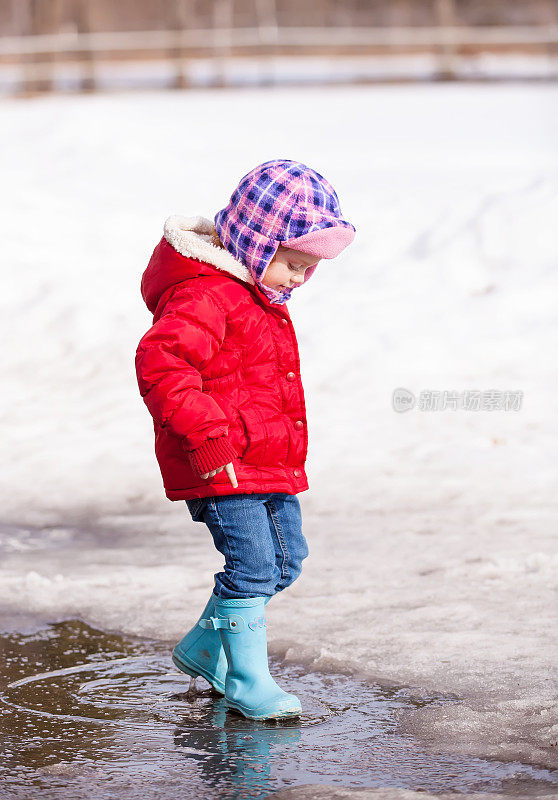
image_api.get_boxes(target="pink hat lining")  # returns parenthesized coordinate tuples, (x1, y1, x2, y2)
(282, 225, 355, 260)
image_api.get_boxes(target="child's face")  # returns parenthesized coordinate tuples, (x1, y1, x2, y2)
(261, 245, 319, 292)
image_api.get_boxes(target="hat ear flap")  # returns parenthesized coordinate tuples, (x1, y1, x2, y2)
(255, 240, 280, 286)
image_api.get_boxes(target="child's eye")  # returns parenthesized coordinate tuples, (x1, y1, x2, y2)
(289, 263, 302, 272)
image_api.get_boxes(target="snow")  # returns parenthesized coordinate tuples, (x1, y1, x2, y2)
(1, 84, 557, 772)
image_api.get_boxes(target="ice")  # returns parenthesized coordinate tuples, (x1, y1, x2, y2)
(267, 787, 538, 800)
(0, 84, 557, 771)
(267, 789, 529, 800)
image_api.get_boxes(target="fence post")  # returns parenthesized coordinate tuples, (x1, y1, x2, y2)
(75, 0, 96, 92)
(255, 0, 278, 85)
(212, 0, 234, 87)
(23, 0, 60, 94)
(434, 0, 457, 80)
(169, 0, 193, 89)
(13, 0, 31, 94)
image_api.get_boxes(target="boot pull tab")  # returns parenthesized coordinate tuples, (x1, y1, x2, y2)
(199, 614, 245, 632)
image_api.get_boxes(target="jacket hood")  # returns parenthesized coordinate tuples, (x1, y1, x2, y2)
(141, 215, 255, 314)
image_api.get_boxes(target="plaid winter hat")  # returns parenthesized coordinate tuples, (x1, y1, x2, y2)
(214, 159, 356, 304)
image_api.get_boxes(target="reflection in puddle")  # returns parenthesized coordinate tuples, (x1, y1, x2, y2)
(0, 620, 556, 799)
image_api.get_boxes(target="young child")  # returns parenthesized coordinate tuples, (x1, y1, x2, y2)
(135, 159, 355, 720)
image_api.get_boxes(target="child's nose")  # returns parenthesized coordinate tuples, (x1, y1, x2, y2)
(292, 274, 304, 284)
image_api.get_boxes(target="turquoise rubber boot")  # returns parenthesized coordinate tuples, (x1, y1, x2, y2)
(201, 596, 302, 721)
(172, 594, 270, 695)
(172, 593, 227, 694)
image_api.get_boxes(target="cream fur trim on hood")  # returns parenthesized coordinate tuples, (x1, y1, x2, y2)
(164, 215, 255, 286)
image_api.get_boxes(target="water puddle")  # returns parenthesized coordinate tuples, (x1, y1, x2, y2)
(0, 620, 556, 799)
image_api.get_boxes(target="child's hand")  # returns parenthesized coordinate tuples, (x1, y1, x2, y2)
(200, 462, 238, 488)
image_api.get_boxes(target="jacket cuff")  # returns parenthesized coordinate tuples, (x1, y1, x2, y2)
(186, 436, 238, 476)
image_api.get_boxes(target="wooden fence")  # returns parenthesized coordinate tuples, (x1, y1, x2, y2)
(2, 24, 558, 92)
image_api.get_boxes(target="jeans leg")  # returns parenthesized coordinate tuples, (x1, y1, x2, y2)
(202, 494, 281, 599)
(265, 494, 309, 593)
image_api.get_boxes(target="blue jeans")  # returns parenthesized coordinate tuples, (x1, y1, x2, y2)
(185, 493, 309, 599)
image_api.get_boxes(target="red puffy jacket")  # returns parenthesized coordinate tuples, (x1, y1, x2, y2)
(135, 216, 309, 501)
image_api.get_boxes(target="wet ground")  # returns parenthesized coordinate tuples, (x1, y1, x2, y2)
(0, 620, 557, 799)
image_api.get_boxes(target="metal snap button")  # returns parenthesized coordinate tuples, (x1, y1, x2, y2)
(286, 372, 296, 381)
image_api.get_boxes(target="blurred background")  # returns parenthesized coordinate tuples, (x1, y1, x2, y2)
(1, 4, 557, 791)
(1, 0, 558, 94)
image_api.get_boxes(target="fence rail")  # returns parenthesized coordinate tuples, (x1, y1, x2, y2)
(2, 25, 558, 55)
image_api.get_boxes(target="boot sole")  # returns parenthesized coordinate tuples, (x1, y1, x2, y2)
(171, 649, 225, 695)
(225, 700, 302, 721)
